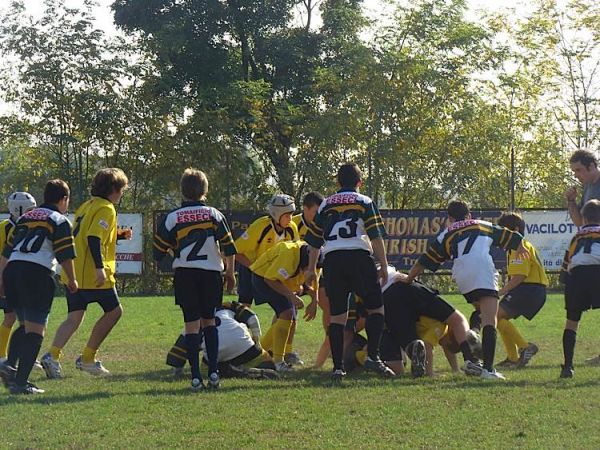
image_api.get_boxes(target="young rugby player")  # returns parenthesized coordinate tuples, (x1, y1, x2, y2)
(405, 200, 529, 380)
(235, 194, 299, 305)
(41, 168, 129, 378)
(154, 168, 236, 391)
(560, 199, 600, 378)
(304, 162, 394, 380)
(0, 180, 77, 394)
(166, 301, 279, 380)
(250, 241, 318, 371)
(494, 212, 547, 368)
(0, 192, 36, 362)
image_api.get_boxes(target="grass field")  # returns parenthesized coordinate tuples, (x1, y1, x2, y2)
(3, 293, 600, 449)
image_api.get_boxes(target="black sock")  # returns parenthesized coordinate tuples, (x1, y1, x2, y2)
(185, 333, 201, 381)
(469, 310, 481, 331)
(482, 325, 497, 371)
(203, 326, 219, 375)
(563, 329, 576, 368)
(7, 325, 25, 367)
(15, 332, 43, 386)
(459, 340, 475, 363)
(328, 323, 344, 371)
(365, 313, 384, 360)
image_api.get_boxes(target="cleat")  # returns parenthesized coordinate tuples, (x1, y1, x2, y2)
(364, 356, 396, 377)
(497, 358, 519, 369)
(409, 340, 426, 378)
(9, 382, 45, 395)
(466, 329, 483, 360)
(191, 377, 205, 392)
(517, 343, 539, 368)
(331, 369, 346, 383)
(274, 361, 294, 372)
(207, 372, 220, 390)
(559, 364, 574, 379)
(0, 360, 16, 388)
(172, 367, 185, 378)
(464, 360, 484, 376)
(284, 352, 305, 366)
(34, 360, 44, 371)
(41, 352, 63, 379)
(76, 356, 110, 376)
(584, 354, 600, 366)
(480, 368, 506, 380)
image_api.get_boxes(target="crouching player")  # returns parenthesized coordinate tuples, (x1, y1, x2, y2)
(250, 241, 318, 372)
(0, 180, 78, 394)
(405, 200, 529, 380)
(166, 302, 278, 380)
(154, 168, 236, 391)
(560, 200, 600, 379)
(0, 192, 37, 362)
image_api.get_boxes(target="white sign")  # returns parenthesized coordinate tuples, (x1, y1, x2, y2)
(0, 212, 143, 275)
(521, 210, 578, 270)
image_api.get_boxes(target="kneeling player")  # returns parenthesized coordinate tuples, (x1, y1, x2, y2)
(166, 302, 278, 380)
(381, 267, 480, 377)
(560, 200, 600, 378)
(250, 241, 318, 372)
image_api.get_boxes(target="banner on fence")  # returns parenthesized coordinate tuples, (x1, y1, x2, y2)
(0, 212, 143, 275)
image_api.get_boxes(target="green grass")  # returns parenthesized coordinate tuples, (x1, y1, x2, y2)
(3, 293, 600, 449)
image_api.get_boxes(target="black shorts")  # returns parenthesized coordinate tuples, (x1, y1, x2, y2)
(237, 263, 254, 305)
(323, 250, 382, 316)
(174, 268, 223, 322)
(66, 287, 120, 313)
(565, 265, 600, 322)
(500, 283, 546, 320)
(3, 261, 56, 325)
(463, 289, 499, 304)
(380, 329, 404, 362)
(251, 274, 294, 317)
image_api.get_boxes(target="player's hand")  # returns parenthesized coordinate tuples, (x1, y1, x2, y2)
(291, 294, 304, 310)
(95, 268, 107, 287)
(304, 270, 317, 287)
(67, 279, 78, 294)
(515, 242, 530, 260)
(378, 265, 388, 287)
(225, 271, 236, 293)
(303, 299, 318, 321)
(393, 272, 410, 284)
(565, 186, 578, 202)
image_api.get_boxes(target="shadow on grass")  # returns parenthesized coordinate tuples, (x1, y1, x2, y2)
(0, 391, 112, 405)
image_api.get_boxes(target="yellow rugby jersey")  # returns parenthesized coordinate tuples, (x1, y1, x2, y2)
(235, 215, 298, 264)
(416, 316, 448, 347)
(292, 213, 309, 240)
(506, 239, 548, 285)
(62, 196, 117, 289)
(250, 241, 306, 292)
(0, 218, 15, 255)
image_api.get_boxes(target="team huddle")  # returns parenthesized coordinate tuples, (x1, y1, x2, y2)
(0, 157, 599, 394)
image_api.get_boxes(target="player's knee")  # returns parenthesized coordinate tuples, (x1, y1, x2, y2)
(66, 311, 85, 328)
(366, 306, 384, 316)
(107, 304, 123, 321)
(2, 312, 16, 327)
(278, 308, 293, 320)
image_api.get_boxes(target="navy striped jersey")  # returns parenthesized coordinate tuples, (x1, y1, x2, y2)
(305, 189, 386, 255)
(153, 201, 236, 272)
(562, 224, 600, 272)
(418, 219, 523, 294)
(3, 205, 75, 272)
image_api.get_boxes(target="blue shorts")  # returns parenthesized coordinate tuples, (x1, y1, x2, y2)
(251, 273, 295, 317)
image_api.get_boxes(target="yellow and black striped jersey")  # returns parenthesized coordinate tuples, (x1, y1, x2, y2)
(235, 215, 298, 264)
(292, 213, 310, 240)
(154, 201, 236, 272)
(0, 218, 15, 256)
(305, 188, 386, 255)
(562, 224, 600, 272)
(3, 205, 75, 272)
